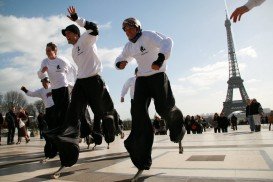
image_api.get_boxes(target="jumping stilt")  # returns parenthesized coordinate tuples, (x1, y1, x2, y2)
(131, 169, 143, 182)
(92, 144, 97, 151)
(121, 132, 125, 139)
(51, 166, 65, 179)
(40, 157, 48, 163)
(179, 141, 183, 154)
(86, 136, 92, 149)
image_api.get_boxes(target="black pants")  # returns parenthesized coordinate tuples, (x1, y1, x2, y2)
(222, 128, 228, 133)
(7, 126, 15, 144)
(52, 87, 69, 128)
(56, 75, 115, 167)
(44, 106, 58, 159)
(214, 127, 220, 133)
(124, 72, 184, 170)
(80, 107, 93, 138)
(45, 106, 56, 129)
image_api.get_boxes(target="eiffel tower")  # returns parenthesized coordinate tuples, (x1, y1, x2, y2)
(222, 13, 249, 116)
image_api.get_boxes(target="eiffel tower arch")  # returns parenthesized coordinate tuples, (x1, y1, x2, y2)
(222, 14, 249, 116)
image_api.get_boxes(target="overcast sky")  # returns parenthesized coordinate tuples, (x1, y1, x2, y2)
(0, 0, 272, 119)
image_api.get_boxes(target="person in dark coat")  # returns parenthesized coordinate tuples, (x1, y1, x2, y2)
(250, 98, 263, 132)
(219, 112, 229, 133)
(0, 113, 4, 145)
(231, 114, 238, 130)
(5, 106, 16, 145)
(190, 116, 197, 134)
(246, 99, 255, 132)
(212, 113, 220, 133)
(184, 115, 191, 134)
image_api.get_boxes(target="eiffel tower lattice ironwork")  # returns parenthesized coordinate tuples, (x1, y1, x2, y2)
(222, 14, 249, 116)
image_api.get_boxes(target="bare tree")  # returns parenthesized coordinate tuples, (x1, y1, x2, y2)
(2, 91, 28, 112)
(34, 100, 45, 114)
(0, 93, 3, 113)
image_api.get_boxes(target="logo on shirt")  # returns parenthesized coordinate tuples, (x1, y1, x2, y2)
(56, 65, 62, 72)
(140, 46, 146, 52)
(77, 46, 84, 56)
(140, 46, 148, 55)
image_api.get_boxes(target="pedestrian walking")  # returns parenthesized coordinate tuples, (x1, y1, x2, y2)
(268, 111, 273, 131)
(231, 114, 238, 130)
(5, 106, 16, 145)
(16, 107, 30, 144)
(0, 113, 4, 145)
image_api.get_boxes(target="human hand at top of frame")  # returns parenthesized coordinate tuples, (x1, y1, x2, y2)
(67, 6, 78, 21)
(230, 5, 249, 23)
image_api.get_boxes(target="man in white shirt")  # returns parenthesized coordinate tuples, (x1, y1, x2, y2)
(50, 6, 115, 171)
(230, 0, 265, 23)
(38, 42, 77, 128)
(21, 77, 58, 161)
(115, 17, 185, 179)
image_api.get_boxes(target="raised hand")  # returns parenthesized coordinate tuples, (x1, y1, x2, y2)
(67, 6, 78, 21)
(230, 6, 249, 23)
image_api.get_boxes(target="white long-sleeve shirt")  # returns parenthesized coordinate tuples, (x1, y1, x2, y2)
(121, 76, 136, 100)
(71, 18, 102, 79)
(245, 0, 265, 10)
(115, 30, 173, 77)
(26, 87, 54, 108)
(38, 56, 76, 89)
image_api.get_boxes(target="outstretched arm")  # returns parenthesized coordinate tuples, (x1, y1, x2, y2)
(67, 6, 78, 21)
(230, 6, 249, 23)
(67, 6, 98, 36)
(230, 0, 265, 23)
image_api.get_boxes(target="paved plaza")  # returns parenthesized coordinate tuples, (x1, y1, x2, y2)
(1, 125, 273, 182)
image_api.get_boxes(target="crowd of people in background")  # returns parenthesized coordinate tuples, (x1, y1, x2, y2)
(0, 106, 30, 145)
(151, 98, 271, 135)
(1, 98, 272, 146)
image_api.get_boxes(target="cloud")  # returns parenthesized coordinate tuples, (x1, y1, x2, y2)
(99, 22, 112, 30)
(0, 14, 123, 96)
(179, 61, 228, 87)
(0, 14, 70, 54)
(98, 47, 122, 68)
(237, 46, 257, 58)
(0, 67, 39, 93)
(245, 78, 261, 84)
